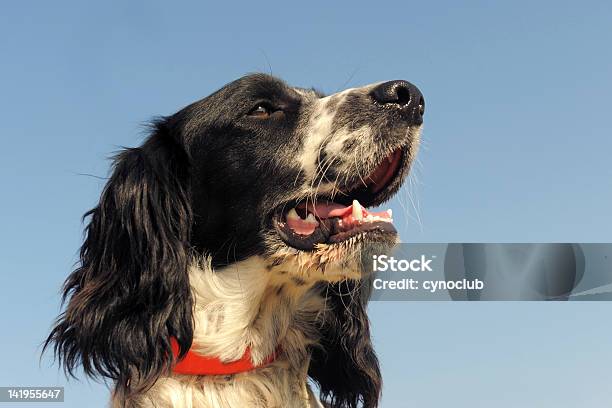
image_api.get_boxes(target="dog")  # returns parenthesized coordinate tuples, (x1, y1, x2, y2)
(45, 74, 424, 408)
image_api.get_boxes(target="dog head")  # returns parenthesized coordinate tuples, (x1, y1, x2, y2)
(45, 74, 423, 407)
(186, 74, 423, 273)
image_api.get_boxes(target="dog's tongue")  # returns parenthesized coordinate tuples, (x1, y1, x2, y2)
(303, 202, 349, 218)
(301, 200, 392, 220)
(286, 200, 393, 237)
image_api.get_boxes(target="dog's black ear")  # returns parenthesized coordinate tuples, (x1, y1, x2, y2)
(309, 280, 382, 408)
(44, 119, 193, 394)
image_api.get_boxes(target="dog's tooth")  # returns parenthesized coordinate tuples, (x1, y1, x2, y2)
(305, 213, 318, 224)
(287, 208, 300, 221)
(387, 209, 393, 218)
(352, 200, 363, 221)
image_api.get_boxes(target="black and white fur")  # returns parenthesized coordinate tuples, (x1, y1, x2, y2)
(45, 74, 424, 408)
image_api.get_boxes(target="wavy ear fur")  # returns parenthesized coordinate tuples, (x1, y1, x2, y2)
(44, 120, 193, 394)
(309, 280, 382, 408)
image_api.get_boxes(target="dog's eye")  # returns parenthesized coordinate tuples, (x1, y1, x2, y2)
(248, 103, 274, 118)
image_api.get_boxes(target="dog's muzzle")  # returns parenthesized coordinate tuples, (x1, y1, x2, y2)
(272, 79, 425, 251)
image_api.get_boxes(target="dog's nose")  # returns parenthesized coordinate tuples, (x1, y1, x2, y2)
(370, 80, 424, 123)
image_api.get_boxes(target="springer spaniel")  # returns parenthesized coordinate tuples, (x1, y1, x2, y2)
(45, 74, 424, 408)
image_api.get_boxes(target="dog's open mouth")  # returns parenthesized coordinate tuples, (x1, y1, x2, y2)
(273, 148, 405, 250)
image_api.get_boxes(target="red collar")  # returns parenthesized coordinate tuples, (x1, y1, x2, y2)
(170, 338, 278, 376)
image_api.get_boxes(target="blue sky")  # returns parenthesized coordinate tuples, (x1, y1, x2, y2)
(1, 1, 611, 407)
